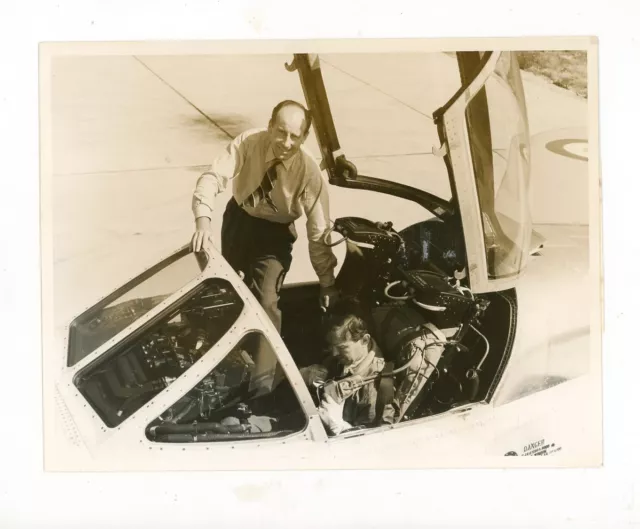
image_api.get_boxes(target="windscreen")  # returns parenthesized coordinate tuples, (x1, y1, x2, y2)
(73, 278, 244, 428)
(465, 52, 532, 280)
(146, 332, 308, 443)
(67, 249, 205, 367)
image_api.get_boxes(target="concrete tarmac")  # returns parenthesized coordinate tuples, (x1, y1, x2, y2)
(48, 52, 589, 329)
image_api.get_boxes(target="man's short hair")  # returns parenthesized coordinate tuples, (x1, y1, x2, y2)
(323, 297, 373, 349)
(270, 100, 313, 135)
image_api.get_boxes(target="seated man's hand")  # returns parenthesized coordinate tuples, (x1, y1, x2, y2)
(319, 284, 340, 310)
(317, 394, 351, 436)
(299, 364, 329, 387)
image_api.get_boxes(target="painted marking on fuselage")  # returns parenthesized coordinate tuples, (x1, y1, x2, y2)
(545, 138, 588, 162)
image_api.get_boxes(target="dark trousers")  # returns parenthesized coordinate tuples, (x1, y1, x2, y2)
(221, 198, 296, 332)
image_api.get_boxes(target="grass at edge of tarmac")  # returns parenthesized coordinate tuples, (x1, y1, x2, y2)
(443, 50, 588, 99)
(517, 50, 587, 99)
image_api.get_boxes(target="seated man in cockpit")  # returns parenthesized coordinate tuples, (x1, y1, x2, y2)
(300, 298, 450, 435)
(299, 300, 395, 435)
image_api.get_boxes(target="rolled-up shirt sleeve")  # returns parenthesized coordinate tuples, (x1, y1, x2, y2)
(192, 132, 247, 220)
(302, 167, 338, 288)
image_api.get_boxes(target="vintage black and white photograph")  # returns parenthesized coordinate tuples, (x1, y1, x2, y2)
(40, 38, 600, 470)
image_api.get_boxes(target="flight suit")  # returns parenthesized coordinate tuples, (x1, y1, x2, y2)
(370, 305, 448, 422)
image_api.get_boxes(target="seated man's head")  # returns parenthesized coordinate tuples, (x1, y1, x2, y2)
(323, 300, 373, 366)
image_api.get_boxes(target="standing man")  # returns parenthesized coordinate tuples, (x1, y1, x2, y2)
(191, 100, 339, 332)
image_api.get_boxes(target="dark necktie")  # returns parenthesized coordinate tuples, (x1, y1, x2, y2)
(242, 160, 280, 212)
